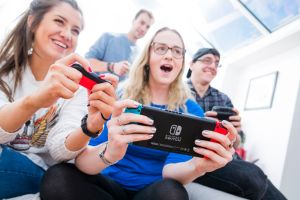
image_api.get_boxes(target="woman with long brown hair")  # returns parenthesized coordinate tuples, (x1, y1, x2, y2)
(0, 0, 117, 198)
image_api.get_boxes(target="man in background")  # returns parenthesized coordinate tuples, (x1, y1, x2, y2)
(187, 47, 286, 200)
(187, 48, 241, 130)
(86, 9, 154, 81)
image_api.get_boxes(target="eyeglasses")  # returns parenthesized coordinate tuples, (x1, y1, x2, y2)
(196, 58, 221, 68)
(151, 42, 185, 59)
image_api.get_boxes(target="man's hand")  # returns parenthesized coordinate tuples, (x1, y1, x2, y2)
(112, 61, 130, 76)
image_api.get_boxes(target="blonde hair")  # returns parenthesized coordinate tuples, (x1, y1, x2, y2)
(122, 27, 192, 111)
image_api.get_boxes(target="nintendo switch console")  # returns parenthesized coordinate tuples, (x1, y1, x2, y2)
(211, 106, 237, 121)
(71, 63, 108, 90)
(125, 105, 227, 157)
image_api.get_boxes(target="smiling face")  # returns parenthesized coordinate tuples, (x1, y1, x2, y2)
(31, 2, 83, 61)
(148, 30, 185, 87)
(130, 12, 153, 40)
(190, 53, 220, 85)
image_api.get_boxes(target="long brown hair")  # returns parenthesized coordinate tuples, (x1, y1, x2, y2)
(0, 0, 82, 102)
(122, 27, 192, 111)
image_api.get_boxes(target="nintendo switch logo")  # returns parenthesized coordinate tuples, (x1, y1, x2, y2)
(165, 125, 182, 142)
(170, 125, 182, 136)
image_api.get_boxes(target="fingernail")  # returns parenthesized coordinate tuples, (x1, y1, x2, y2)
(100, 74, 105, 78)
(148, 134, 154, 138)
(193, 147, 199, 151)
(151, 127, 156, 133)
(133, 101, 140, 107)
(195, 139, 202, 144)
(222, 120, 229, 125)
(148, 119, 154, 125)
(202, 130, 210, 136)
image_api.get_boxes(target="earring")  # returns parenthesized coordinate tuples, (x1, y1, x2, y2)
(27, 47, 33, 55)
(145, 64, 150, 71)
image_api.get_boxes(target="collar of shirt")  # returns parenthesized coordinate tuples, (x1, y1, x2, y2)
(187, 79, 214, 99)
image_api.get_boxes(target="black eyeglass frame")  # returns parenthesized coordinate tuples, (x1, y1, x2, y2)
(151, 42, 186, 59)
(195, 58, 221, 68)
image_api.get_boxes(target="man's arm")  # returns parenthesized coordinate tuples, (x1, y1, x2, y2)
(88, 58, 109, 72)
(85, 33, 110, 72)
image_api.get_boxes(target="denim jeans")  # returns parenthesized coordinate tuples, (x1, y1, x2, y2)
(193, 155, 287, 200)
(0, 145, 45, 199)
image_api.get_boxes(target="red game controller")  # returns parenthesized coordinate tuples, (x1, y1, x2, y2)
(210, 121, 228, 143)
(197, 120, 228, 159)
(202, 121, 228, 159)
(214, 121, 228, 135)
(71, 63, 108, 90)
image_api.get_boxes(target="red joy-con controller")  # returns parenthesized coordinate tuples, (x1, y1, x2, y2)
(203, 121, 228, 159)
(214, 121, 228, 135)
(210, 121, 228, 143)
(71, 63, 108, 90)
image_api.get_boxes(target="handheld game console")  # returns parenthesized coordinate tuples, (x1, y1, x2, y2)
(71, 63, 108, 90)
(211, 106, 237, 121)
(125, 105, 227, 157)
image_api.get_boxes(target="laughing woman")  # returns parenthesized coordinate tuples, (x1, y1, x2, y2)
(40, 27, 237, 200)
(0, 0, 117, 198)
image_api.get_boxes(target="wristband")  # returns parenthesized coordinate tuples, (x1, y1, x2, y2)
(110, 63, 115, 73)
(107, 62, 114, 73)
(81, 114, 100, 138)
(101, 113, 110, 121)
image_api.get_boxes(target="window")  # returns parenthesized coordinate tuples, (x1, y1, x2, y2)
(189, 0, 262, 54)
(241, 0, 300, 31)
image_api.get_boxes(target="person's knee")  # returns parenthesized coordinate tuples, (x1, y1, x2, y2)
(162, 178, 184, 190)
(155, 179, 188, 200)
(236, 162, 268, 198)
(242, 163, 266, 186)
(42, 163, 75, 183)
(40, 163, 76, 199)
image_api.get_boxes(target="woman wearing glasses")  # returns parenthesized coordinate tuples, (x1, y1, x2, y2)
(41, 27, 237, 200)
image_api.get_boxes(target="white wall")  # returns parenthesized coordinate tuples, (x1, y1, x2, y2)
(280, 82, 300, 200)
(214, 19, 300, 199)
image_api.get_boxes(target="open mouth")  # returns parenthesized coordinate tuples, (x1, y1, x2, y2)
(160, 64, 173, 72)
(53, 40, 68, 49)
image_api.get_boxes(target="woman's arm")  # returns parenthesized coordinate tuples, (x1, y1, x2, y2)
(0, 53, 85, 133)
(75, 143, 109, 175)
(0, 95, 41, 133)
(46, 54, 118, 161)
(162, 120, 237, 185)
(75, 99, 155, 174)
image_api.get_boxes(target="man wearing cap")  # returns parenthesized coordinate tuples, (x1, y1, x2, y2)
(186, 48, 241, 131)
(188, 48, 287, 200)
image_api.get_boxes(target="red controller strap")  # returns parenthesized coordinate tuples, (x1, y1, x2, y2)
(79, 76, 97, 90)
(210, 121, 228, 143)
